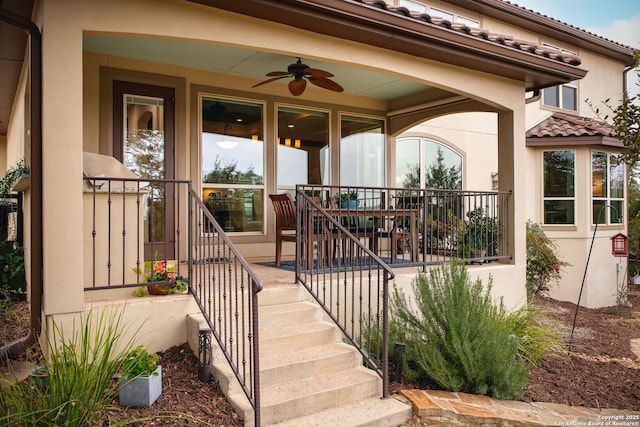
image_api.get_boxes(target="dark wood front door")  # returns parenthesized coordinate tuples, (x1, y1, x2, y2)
(113, 81, 175, 260)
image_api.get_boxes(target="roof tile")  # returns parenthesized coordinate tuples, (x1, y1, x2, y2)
(526, 112, 617, 138)
(350, 0, 582, 66)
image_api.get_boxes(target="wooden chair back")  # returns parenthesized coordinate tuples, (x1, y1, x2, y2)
(269, 193, 297, 233)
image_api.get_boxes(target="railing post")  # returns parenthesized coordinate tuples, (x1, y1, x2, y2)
(382, 269, 390, 398)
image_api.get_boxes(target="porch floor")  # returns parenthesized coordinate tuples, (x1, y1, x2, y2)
(246, 256, 425, 289)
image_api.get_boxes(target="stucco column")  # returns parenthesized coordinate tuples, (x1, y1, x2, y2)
(497, 108, 527, 268)
(41, 1, 84, 315)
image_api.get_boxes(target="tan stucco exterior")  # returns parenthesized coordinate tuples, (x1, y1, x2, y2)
(3, 0, 632, 351)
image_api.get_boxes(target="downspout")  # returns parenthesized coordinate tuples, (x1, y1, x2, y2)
(525, 88, 541, 104)
(0, 5, 43, 359)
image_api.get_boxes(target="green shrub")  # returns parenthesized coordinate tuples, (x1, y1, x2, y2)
(0, 240, 26, 302)
(526, 220, 568, 300)
(390, 262, 528, 400)
(0, 308, 139, 426)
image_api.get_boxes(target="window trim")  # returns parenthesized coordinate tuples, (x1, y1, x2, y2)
(591, 150, 625, 225)
(541, 44, 578, 112)
(198, 93, 267, 235)
(395, 136, 464, 189)
(542, 149, 576, 225)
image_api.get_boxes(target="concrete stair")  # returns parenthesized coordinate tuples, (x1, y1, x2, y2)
(187, 285, 411, 427)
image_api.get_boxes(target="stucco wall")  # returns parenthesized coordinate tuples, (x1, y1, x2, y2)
(42, 0, 532, 350)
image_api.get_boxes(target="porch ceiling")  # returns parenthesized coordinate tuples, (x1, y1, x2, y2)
(0, 0, 35, 136)
(83, 35, 431, 102)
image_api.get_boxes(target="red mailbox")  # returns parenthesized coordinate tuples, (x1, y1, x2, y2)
(610, 232, 629, 257)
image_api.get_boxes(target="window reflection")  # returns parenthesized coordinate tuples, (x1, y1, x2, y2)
(201, 96, 265, 233)
(340, 115, 384, 186)
(277, 107, 329, 192)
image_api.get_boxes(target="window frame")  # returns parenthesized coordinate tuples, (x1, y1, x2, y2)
(541, 44, 578, 111)
(199, 93, 267, 235)
(591, 151, 625, 225)
(542, 149, 576, 225)
(395, 136, 463, 189)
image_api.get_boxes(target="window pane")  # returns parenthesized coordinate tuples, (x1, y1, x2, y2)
(430, 8, 453, 21)
(202, 98, 264, 184)
(424, 140, 462, 189)
(456, 16, 480, 28)
(562, 85, 577, 110)
(592, 199, 606, 224)
(610, 154, 625, 199)
(611, 200, 624, 224)
(545, 200, 574, 224)
(399, 0, 426, 13)
(396, 138, 420, 188)
(340, 115, 384, 186)
(544, 151, 574, 197)
(592, 152, 607, 198)
(543, 87, 559, 107)
(203, 188, 264, 232)
(277, 107, 329, 189)
(201, 96, 264, 233)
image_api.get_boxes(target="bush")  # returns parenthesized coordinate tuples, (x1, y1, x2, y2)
(526, 220, 568, 300)
(390, 262, 528, 400)
(0, 308, 139, 426)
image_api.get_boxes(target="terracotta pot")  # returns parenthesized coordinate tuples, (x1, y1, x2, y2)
(146, 284, 172, 295)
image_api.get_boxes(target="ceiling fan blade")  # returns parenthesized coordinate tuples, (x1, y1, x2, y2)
(304, 68, 334, 78)
(289, 79, 307, 96)
(252, 75, 289, 88)
(308, 77, 344, 92)
(266, 71, 291, 77)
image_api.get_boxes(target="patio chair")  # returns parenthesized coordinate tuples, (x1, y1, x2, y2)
(380, 194, 424, 263)
(269, 193, 333, 267)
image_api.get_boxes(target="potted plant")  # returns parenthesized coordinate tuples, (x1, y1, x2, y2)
(460, 207, 498, 260)
(334, 190, 359, 208)
(132, 255, 188, 296)
(119, 346, 162, 407)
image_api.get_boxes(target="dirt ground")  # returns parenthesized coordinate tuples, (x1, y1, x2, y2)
(2, 285, 639, 424)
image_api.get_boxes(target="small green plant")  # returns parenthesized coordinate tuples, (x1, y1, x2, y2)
(334, 190, 358, 203)
(0, 240, 26, 302)
(389, 262, 529, 400)
(0, 308, 140, 426)
(526, 220, 569, 300)
(132, 254, 188, 295)
(0, 158, 29, 200)
(122, 346, 160, 378)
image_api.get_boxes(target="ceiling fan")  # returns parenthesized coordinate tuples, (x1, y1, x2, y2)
(252, 57, 344, 96)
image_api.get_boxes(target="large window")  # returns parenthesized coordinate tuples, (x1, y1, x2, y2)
(201, 96, 265, 233)
(396, 138, 462, 189)
(277, 106, 329, 193)
(592, 151, 624, 224)
(543, 150, 575, 224)
(340, 115, 385, 187)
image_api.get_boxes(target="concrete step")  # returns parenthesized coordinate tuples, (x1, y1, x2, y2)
(270, 395, 412, 427)
(259, 301, 321, 328)
(257, 286, 309, 307)
(260, 342, 360, 385)
(260, 367, 381, 425)
(259, 320, 341, 352)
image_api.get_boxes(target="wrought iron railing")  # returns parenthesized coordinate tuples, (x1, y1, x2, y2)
(295, 189, 395, 398)
(188, 189, 262, 426)
(82, 176, 262, 426)
(296, 184, 512, 267)
(82, 176, 191, 290)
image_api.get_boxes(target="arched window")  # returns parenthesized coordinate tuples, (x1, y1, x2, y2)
(396, 137, 462, 189)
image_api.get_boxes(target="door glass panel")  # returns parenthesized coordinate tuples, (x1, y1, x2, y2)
(201, 96, 264, 233)
(123, 94, 165, 242)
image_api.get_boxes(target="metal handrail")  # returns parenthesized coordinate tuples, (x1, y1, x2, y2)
(188, 189, 262, 426)
(296, 189, 395, 398)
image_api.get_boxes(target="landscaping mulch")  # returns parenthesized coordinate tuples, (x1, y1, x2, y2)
(2, 286, 639, 424)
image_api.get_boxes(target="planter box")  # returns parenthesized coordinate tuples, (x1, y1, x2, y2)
(119, 365, 162, 407)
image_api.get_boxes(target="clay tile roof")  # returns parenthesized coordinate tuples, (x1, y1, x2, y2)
(350, 0, 582, 67)
(526, 113, 617, 138)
